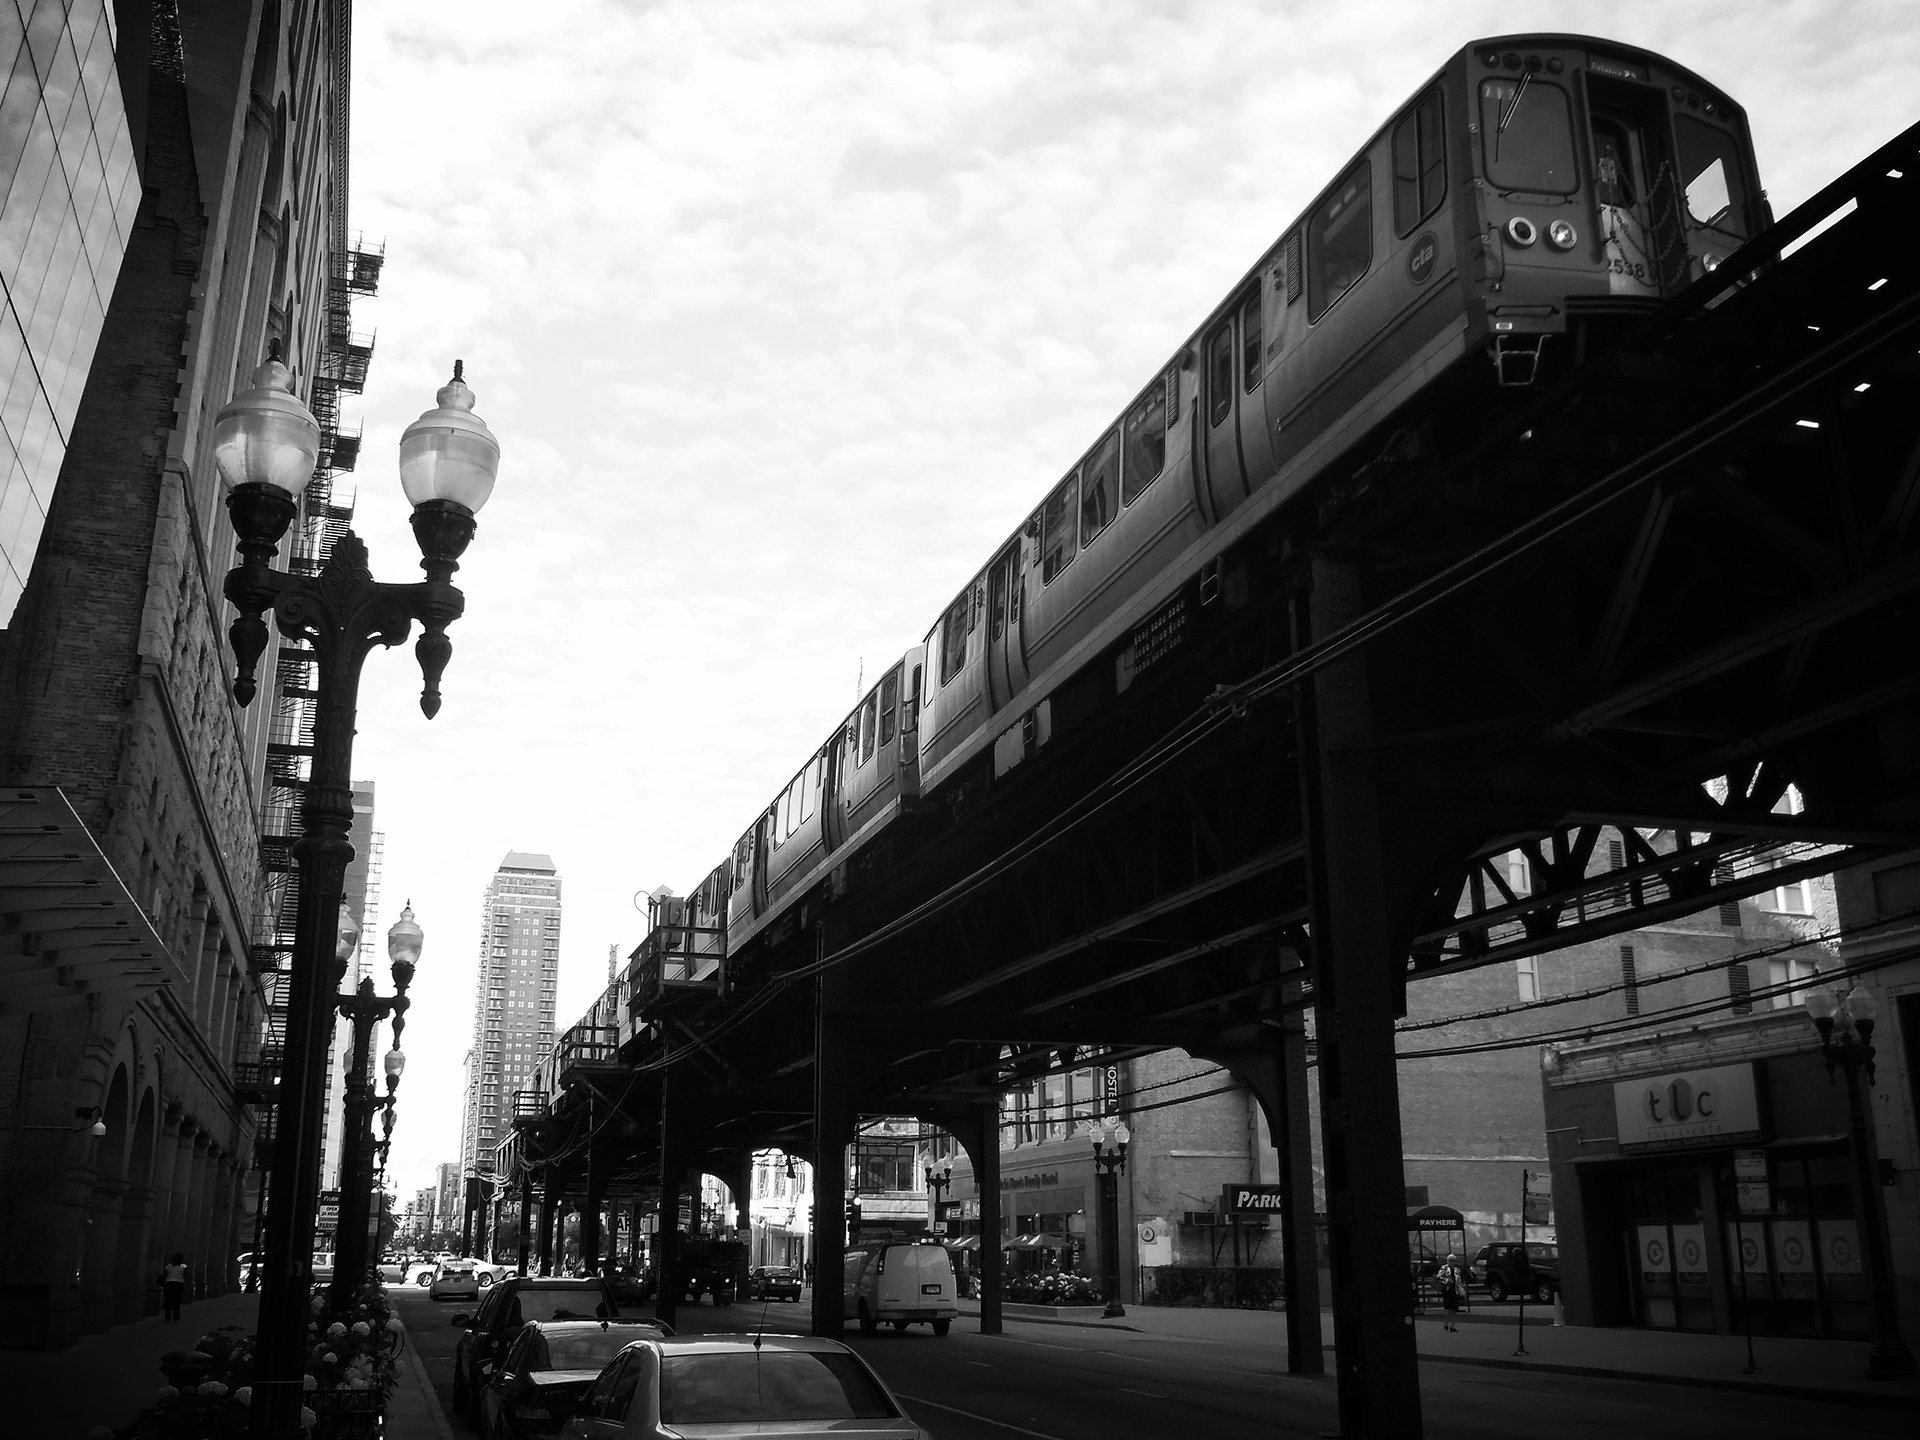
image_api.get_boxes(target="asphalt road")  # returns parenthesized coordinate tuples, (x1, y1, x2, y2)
(392, 1288, 1904, 1440)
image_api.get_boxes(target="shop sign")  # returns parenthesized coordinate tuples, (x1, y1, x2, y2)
(1613, 1063, 1762, 1150)
(1001, 1172, 1060, 1191)
(1820, 1219, 1863, 1276)
(1636, 1224, 1673, 1294)
(1773, 1218, 1817, 1298)
(1725, 1220, 1768, 1276)
(1672, 1222, 1709, 1286)
(1221, 1184, 1286, 1215)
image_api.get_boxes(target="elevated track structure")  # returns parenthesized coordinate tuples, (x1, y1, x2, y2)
(509, 125, 1920, 1437)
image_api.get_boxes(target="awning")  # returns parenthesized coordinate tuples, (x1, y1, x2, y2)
(1, 789, 186, 1014)
(1005, 1233, 1070, 1250)
(943, 1236, 980, 1252)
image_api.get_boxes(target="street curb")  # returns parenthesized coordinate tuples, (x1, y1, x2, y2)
(965, 1308, 1919, 1411)
(1419, 1352, 1920, 1412)
(391, 1316, 458, 1440)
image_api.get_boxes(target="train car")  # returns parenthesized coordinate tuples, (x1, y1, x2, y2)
(723, 646, 928, 949)
(917, 33, 1764, 797)
(698, 34, 1762, 974)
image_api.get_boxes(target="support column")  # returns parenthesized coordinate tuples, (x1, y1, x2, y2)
(536, 1180, 558, 1277)
(974, 1099, 1003, 1335)
(657, 1071, 686, 1331)
(517, 1168, 535, 1277)
(718, 1152, 753, 1300)
(113, 1185, 157, 1324)
(1297, 554, 1421, 1438)
(580, 1130, 607, 1276)
(810, 925, 853, 1338)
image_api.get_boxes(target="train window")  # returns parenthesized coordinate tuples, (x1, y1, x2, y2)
(1121, 388, 1166, 505)
(844, 717, 861, 772)
(1080, 430, 1118, 547)
(1239, 289, 1262, 392)
(1591, 118, 1635, 206)
(1041, 474, 1078, 583)
(988, 553, 1010, 640)
(879, 670, 898, 747)
(860, 694, 878, 763)
(798, 757, 818, 823)
(1204, 321, 1233, 425)
(1307, 160, 1372, 322)
(1673, 115, 1747, 237)
(1391, 89, 1446, 235)
(775, 786, 793, 846)
(1478, 78, 1576, 193)
(938, 594, 970, 684)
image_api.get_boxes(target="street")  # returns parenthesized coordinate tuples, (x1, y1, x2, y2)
(392, 1288, 1908, 1440)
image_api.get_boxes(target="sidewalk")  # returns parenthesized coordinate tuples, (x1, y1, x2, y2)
(954, 1297, 1920, 1411)
(0, 1288, 452, 1440)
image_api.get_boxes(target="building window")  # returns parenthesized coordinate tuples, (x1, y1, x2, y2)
(1516, 956, 1539, 1002)
(1762, 878, 1811, 915)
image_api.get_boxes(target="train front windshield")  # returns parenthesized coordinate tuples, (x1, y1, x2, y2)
(1480, 77, 1578, 192)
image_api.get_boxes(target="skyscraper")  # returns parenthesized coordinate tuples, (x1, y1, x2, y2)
(460, 853, 562, 1187)
(321, 782, 382, 1197)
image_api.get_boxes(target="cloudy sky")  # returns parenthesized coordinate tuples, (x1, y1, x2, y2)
(332, 0, 1920, 1207)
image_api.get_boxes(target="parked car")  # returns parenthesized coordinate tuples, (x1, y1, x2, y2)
(477, 1318, 671, 1439)
(744, 1265, 803, 1302)
(557, 1334, 930, 1439)
(452, 1275, 622, 1429)
(432, 1261, 482, 1303)
(843, 1241, 956, 1336)
(466, 1256, 519, 1288)
(1469, 1241, 1560, 1304)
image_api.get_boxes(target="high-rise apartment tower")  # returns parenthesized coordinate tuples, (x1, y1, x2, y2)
(459, 854, 561, 1185)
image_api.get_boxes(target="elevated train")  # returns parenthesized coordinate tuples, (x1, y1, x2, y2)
(666, 35, 1767, 974)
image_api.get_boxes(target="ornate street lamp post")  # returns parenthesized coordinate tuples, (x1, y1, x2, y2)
(216, 347, 498, 1440)
(1091, 1123, 1130, 1319)
(1804, 982, 1915, 1378)
(330, 903, 422, 1304)
(925, 1164, 951, 1235)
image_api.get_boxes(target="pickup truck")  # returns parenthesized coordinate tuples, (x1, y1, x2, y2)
(1470, 1241, 1559, 1303)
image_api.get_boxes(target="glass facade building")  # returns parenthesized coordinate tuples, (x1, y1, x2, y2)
(0, 0, 139, 624)
(461, 853, 563, 1185)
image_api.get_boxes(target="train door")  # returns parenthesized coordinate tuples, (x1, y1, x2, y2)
(1199, 311, 1247, 521)
(1233, 283, 1276, 489)
(820, 723, 846, 854)
(1587, 82, 1687, 298)
(984, 539, 1028, 711)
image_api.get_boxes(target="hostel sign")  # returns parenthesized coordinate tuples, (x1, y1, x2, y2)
(1613, 1062, 1762, 1150)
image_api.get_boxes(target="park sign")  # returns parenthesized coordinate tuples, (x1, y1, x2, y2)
(1221, 1184, 1286, 1215)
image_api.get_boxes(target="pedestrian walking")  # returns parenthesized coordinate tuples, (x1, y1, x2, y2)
(158, 1252, 190, 1321)
(1438, 1256, 1464, 1331)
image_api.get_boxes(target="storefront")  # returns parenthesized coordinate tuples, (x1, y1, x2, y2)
(1543, 1011, 1872, 1338)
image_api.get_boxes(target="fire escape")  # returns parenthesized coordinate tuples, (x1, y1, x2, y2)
(238, 234, 385, 1166)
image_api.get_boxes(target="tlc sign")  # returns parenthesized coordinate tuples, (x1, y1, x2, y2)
(1613, 1062, 1762, 1150)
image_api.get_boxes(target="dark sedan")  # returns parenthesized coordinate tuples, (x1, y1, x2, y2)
(478, 1319, 670, 1439)
(744, 1265, 803, 1301)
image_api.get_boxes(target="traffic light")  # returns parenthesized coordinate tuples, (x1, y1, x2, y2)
(845, 1199, 861, 1242)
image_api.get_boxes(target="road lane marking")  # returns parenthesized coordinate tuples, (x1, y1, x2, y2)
(896, 1392, 1070, 1440)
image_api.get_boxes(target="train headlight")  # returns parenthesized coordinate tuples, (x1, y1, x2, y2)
(1547, 219, 1577, 250)
(1505, 216, 1539, 247)
(1702, 253, 1721, 271)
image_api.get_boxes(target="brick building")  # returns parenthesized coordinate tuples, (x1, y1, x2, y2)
(0, 1, 360, 1348)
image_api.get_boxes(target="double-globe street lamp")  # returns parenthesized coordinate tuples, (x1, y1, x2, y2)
(1091, 1122, 1131, 1319)
(925, 1164, 951, 1235)
(329, 902, 424, 1305)
(215, 346, 499, 1440)
(1804, 981, 1915, 1378)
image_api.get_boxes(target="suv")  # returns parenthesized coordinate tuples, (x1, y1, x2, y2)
(1470, 1242, 1559, 1303)
(450, 1275, 619, 1428)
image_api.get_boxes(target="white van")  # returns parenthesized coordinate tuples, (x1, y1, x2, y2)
(842, 1241, 957, 1336)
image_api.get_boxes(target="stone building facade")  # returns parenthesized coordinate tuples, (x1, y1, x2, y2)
(0, 0, 356, 1349)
